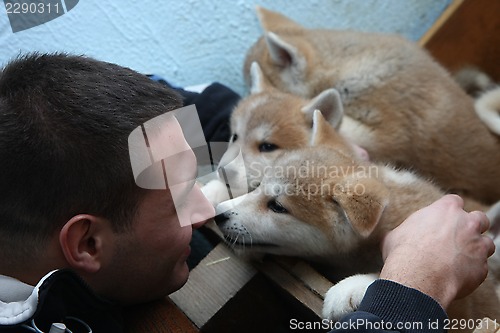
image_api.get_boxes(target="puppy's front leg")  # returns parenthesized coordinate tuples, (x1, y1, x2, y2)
(322, 273, 378, 321)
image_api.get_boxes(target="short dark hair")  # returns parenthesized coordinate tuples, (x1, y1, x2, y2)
(0, 53, 182, 263)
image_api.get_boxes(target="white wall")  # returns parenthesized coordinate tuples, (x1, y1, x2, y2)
(0, 0, 451, 95)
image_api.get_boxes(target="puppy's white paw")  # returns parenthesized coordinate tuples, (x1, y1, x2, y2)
(201, 179, 230, 207)
(322, 273, 378, 321)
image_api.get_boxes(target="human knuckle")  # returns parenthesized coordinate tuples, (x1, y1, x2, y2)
(478, 238, 494, 256)
(467, 213, 483, 231)
(445, 194, 463, 206)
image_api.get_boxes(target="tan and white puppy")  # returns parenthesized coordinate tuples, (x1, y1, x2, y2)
(202, 66, 368, 206)
(214, 111, 500, 330)
(241, 6, 500, 204)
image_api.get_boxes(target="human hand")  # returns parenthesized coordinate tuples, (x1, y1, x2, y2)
(380, 194, 495, 309)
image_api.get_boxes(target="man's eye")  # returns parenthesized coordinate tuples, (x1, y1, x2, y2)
(267, 199, 288, 214)
(259, 142, 279, 152)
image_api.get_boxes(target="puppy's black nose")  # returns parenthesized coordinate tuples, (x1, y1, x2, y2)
(214, 213, 229, 225)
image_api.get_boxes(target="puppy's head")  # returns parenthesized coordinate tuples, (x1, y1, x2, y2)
(215, 111, 387, 259)
(218, 63, 365, 197)
(243, 6, 315, 98)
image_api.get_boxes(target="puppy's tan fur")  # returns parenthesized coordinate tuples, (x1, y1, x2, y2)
(221, 67, 484, 212)
(215, 112, 500, 329)
(242, 7, 500, 204)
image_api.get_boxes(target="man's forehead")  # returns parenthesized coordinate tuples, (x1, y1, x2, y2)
(129, 106, 203, 190)
(128, 104, 220, 227)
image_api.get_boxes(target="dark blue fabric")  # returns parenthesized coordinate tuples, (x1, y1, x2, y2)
(148, 76, 240, 143)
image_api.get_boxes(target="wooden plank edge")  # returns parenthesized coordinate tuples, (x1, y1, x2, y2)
(255, 258, 326, 318)
(418, 0, 465, 47)
(271, 257, 334, 298)
(169, 243, 257, 328)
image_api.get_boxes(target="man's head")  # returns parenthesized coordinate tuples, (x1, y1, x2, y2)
(0, 53, 211, 303)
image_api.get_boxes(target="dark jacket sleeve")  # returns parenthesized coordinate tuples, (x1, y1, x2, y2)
(329, 279, 448, 333)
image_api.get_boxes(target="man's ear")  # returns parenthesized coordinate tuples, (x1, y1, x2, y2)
(334, 177, 389, 238)
(59, 215, 109, 273)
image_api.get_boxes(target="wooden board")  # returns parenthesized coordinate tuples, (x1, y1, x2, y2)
(420, 0, 500, 80)
(123, 297, 199, 333)
(169, 243, 257, 328)
(255, 257, 334, 318)
(168, 241, 333, 330)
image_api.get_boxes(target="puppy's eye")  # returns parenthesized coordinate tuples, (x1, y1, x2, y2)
(259, 142, 279, 152)
(267, 199, 288, 214)
(231, 133, 238, 142)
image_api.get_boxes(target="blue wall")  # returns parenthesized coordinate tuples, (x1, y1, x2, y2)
(0, 0, 451, 95)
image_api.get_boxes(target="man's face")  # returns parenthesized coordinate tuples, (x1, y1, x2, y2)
(99, 116, 214, 304)
(106, 189, 197, 303)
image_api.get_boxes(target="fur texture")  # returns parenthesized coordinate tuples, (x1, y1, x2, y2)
(214, 111, 500, 330)
(241, 7, 500, 204)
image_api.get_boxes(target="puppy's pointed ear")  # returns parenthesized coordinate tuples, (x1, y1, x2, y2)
(310, 110, 333, 146)
(256, 6, 304, 32)
(302, 89, 344, 129)
(250, 62, 273, 94)
(335, 177, 389, 238)
(264, 32, 304, 68)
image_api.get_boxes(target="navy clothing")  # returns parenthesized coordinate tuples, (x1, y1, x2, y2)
(148, 77, 240, 143)
(182, 82, 239, 143)
(331, 280, 448, 333)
